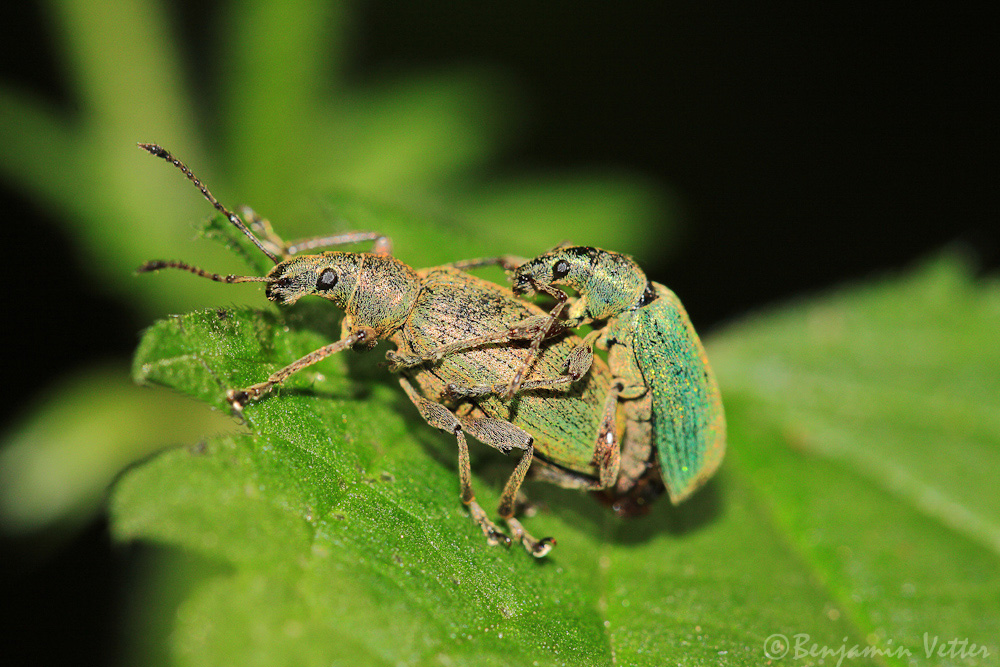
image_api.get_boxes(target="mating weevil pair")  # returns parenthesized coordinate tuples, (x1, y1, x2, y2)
(392, 246, 727, 509)
(138, 143, 725, 556)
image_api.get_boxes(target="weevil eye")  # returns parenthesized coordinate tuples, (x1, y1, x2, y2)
(552, 259, 571, 280)
(316, 268, 338, 290)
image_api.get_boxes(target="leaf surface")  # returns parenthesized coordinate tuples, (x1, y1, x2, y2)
(113, 255, 999, 665)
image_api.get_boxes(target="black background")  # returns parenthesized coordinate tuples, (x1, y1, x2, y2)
(0, 2, 993, 664)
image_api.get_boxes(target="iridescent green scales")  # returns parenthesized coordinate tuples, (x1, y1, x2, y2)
(626, 284, 724, 501)
(509, 247, 725, 506)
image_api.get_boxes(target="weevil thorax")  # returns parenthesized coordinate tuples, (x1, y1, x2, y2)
(264, 252, 421, 338)
(514, 246, 648, 321)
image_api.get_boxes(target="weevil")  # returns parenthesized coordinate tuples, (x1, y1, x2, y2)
(510, 247, 726, 507)
(394, 247, 726, 511)
(137, 144, 633, 556)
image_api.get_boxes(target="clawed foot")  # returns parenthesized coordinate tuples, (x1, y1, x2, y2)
(226, 388, 249, 412)
(466, 506, 555, 557)
(505, 516, 556, 558)
(466, 502, 556, 557)
(225, 386, 262, 423)
(226, 381, 273, 416)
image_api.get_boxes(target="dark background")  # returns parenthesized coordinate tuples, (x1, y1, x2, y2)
(1, 2, 993, 664)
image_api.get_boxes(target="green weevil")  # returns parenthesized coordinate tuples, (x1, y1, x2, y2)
(137, 144, 637, 556)
(393, 247, 726, 511)
(510, 246, 726, 506)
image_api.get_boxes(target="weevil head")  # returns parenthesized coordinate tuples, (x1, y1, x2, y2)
(265, 252, 362, 307)
(265, 251, 421, 338)
(513, 246, 649, 320)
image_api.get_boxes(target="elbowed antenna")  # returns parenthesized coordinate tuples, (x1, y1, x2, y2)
(135, 259, 271, 284)
(137, 143, 282, 265)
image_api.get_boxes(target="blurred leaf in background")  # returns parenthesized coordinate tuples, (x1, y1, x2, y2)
(0, 0, 665, 535)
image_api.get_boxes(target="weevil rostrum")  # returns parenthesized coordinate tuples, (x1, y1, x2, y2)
(137, 144, 644, 557)
(393, 247, 726, 513)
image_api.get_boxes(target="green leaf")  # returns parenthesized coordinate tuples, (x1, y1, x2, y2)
(708, 255, 1000, 660)
(111, 254, 999, 665)
(710, 256, 1000, 549)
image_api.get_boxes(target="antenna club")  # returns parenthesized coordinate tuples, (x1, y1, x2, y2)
(135, 259, 170, 274)
(138, 142, 170, 160)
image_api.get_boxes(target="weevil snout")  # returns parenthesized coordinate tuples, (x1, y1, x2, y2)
(263, 277, 294, 304)
(511, 252, 573, 295)
(512, 273, 539, 296)
(263, 267, 306, 305)
(262, 254, 358, 306)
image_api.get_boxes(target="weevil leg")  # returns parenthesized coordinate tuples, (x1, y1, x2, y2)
(593, 379, 624, 489)
(240, 206, 287, 259)
(452, 417, 555, 556)
(385, 315, 566, 372)
(283, 231, 392, 257)
(444, 330, 600, 400)
(397, 379, 512, 548)
(457, 415, 533, 454)
(496, 446, 555, 557)
(384, 331, 517, 371)
(228, 326, 377, 414)
(529, 458, 603, 490)
(495, 446, 549, 555)
(400, 378, 553, 555)
(504, 283, 576, 398)
(444, 255, 527, 272)
(614, 391, 655, 497)
(505, 517, 554, 558)
(600, 342, 657, 494)
(240, 206, 391, 258)
(457, 407, 562, 555)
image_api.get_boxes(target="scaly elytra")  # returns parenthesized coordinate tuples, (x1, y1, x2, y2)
(392, 246, 726, 514)
(510, 247, 726, 508)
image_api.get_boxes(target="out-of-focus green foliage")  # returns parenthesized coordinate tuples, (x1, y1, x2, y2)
(0, 367, 235, 531)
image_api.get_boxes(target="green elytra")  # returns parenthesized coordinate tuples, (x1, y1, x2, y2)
(509, 247, 726, 504)
(136, 144, 636, 557)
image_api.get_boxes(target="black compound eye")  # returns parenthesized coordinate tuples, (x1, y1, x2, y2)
(316, 268, 338, 290)
(552, 259, 571, 280)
